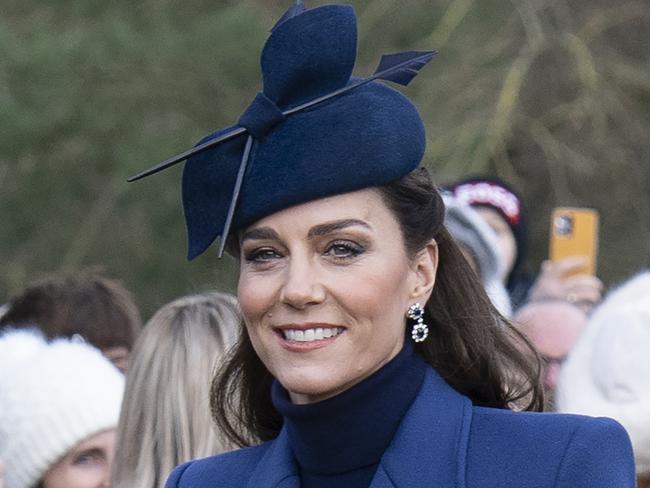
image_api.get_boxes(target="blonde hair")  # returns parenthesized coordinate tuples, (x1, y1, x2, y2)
(112, 291, 240, 488)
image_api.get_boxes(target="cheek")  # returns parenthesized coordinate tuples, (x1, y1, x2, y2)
(42, 464, 86, 488)
(339, 263, 413, 330)
(237, 274, 276, 358)
(237, 273, 273, 323)
(495, 234, 516, 264)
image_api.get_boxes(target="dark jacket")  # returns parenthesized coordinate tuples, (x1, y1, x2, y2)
(166, 367, 635, 487)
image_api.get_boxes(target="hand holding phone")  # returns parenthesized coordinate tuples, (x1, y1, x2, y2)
(549, 207, 599, 276)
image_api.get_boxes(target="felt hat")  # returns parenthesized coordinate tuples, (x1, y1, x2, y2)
(129, 2, 436, 259)
(0, 329, 124, 488)
(556, 272, 650, 475)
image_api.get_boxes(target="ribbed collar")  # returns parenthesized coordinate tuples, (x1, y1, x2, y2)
(271, 340, 427, 476)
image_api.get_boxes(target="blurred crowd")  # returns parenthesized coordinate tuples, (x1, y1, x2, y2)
(0, 176, 648, 488)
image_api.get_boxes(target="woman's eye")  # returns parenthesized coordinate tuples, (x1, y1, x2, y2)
(72, 452, 102, 466)
(73, 455, 93, 465)
(245, 248, 282, 262)
(325, 241, 364, 259)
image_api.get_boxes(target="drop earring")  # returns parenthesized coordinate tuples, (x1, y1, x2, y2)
(407, 303, 429, 343)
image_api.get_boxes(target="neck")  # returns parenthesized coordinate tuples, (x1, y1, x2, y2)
(272, 340, 427, 476)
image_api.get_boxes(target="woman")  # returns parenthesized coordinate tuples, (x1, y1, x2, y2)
(445, 177, 604, 312)
(442, 193, 512, 317)
(0, 329, 124, 488)
(112, 292, 240, 488)
(0, 271, 142, 373)
(131, 3, 634, 487)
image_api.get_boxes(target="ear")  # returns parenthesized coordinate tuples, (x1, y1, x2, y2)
(410, 239, 438, 303)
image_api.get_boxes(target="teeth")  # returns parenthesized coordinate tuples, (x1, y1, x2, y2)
(282, 327, 342, 342)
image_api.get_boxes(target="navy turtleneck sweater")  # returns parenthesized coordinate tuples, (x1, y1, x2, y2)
(271, 341, 427, 488)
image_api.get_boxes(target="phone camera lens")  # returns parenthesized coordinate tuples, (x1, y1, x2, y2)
(555, 215, 573, 236)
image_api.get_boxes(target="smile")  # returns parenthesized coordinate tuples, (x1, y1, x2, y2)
(282, 327, 344, 342)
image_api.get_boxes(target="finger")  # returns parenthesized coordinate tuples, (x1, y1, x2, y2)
(565, 286, 603, 306)
(549, 256, 589, 276)
(562, 275, 604, 291)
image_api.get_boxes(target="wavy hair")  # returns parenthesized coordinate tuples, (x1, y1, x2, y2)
(212, 167, 543, 447)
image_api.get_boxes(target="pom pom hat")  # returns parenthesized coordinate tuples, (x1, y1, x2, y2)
(128, 2, 437, 259)
(0, 329, 124, 488)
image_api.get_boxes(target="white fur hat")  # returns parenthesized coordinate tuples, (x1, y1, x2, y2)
(557, 271, 650, 474)
(0, 329, 124, 488)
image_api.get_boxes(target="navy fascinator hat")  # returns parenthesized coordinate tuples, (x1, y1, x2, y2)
(129, 1, 437, 260)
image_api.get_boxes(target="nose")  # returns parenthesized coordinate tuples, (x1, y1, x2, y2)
(280, 255, 326, 309)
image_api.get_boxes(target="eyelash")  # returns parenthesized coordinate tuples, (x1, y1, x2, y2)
(244, 240, 365, 263)
(325, 240, 365, 260)
(73, 452, 100, 466)
(244, 248, 281, 263)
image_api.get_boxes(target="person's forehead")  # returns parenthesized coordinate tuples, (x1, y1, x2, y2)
(474, 206, 509, 228)
(518, 303, 587, 352)
(247, 188, 387, 229)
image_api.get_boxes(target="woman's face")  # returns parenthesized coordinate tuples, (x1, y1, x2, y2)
(474, 207, 517, 281)
(238, 188, 437, 404)
(41, 430, 115, 488)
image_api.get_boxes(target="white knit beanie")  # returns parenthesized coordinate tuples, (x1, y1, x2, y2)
(557, 271, 650, 474)
(0, 329, 125, 488)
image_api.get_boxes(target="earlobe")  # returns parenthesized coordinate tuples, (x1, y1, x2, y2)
(411, 239, 438, 301)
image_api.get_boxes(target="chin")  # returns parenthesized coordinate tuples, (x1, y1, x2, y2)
(277, 366, 346, 401)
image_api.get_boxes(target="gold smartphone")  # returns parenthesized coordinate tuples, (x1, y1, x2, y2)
(549, 207, 599, 276)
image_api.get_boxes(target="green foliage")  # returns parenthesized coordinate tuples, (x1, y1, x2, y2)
(1, 0, 648, 318)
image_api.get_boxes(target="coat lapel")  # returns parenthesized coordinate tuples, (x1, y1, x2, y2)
(370, 368, 473, 488)
(246, 429, 300, 488)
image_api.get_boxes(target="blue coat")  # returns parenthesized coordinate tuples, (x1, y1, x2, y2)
(166, 367, 635, 487)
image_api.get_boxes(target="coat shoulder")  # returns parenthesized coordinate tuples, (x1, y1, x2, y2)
(164, 442, 272, 488)
(467, 407, 635, 487)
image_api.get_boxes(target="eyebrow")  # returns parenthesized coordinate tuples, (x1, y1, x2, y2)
(241, 219, 371, 243)
(307, 219, 371, 238)
(241, 227, 279, 242)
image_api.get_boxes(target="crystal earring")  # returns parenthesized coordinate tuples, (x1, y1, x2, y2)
(407, 303, 429, 343)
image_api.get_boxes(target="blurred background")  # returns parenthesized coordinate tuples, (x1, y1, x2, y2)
(1, 0, 648, 316)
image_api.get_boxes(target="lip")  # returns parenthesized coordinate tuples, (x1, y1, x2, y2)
(273, 323, 345, 352)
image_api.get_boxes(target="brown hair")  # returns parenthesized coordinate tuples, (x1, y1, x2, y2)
(211, 167, 543, 447)
(0, 271, 142, 351)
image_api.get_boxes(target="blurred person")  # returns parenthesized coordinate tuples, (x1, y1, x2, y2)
(443, 193, 512, 317)
(112, 292, 240, 488)
(527, 256, 603, 315)
(446, 177, 603, 312)
(130, 3, 634, 486)
(557, 270, 650, 487)
(514, 299, 588, 410)
(0, 329, 124, 488)
(0, 271, 142, 372)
